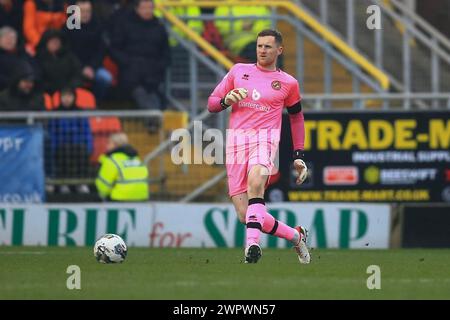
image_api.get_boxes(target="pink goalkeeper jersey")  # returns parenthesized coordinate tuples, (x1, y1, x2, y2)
(209, 63, 302, 141)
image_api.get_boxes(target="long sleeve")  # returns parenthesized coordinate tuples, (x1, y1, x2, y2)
(289, 111, 305, 151)
(89, 24, 107, 69)
(285, 79, 303, 150)
(68, 53, 83, 89)
(23, 0, 40, 49)
(109, 21, 130, 66)
(207, 67, 235, 113)
(207, 96, 224, 113)
(159, 25, 171, 70)
(95, 156, 117, 199)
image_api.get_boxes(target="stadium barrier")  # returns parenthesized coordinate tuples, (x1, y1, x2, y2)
(400, 204, 450, 248)
(0, 202, 391, 249)
(0, 110, 165, 200)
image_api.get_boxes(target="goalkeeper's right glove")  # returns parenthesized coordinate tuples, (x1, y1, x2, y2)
(221, 88, 248, 109)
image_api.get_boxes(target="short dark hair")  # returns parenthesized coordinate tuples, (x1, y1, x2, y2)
(257, 29, 283, 46)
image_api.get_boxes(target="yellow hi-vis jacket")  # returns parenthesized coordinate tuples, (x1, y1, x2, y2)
(154, 0, 203, 46)
(214, 6, 272, 56)
(95, 145, 149, 201)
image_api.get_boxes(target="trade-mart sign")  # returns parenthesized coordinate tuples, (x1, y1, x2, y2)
(268, 111, 450, 202)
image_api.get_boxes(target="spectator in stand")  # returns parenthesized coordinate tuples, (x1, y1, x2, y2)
(47, 87, 93, 194)
(0, 26, 35, 91)
(23, 0, 67, 55)
(153, 0, 203, 47)
(35, 29, 82, 94)
(0, 61, 44, 111)
(214, 5, 272, 63)
(94, 0, 133, 35)
(92, 0, 131, 23)
(96, 132, 149, 202)
(0, 0, 24, 34)
(110, 0, 170, 113)
(63, 0, 112, 102)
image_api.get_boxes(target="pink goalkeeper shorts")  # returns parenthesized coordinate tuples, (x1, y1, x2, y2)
(225, 142, 279, 197)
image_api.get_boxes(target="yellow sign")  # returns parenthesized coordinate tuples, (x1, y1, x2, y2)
(289, 189, 430, 202)
(304, 119, 450, 151)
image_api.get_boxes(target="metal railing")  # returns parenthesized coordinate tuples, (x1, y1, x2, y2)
(0, 110, 163, 123)
(0, 110, 164, 197)
(161, 10, 393, 120)
(297, 0, 450, 108)
(157, 0, 390, 90)
(387, 0, 450, 55)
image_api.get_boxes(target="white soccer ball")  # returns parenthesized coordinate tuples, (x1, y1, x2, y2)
(93, 234, 128, 264)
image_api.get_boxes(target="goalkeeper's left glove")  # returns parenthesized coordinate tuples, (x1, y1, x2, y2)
(293, 150, 308, 185)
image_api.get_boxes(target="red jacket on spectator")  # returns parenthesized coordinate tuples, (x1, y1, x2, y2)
(23, 0, 67, 53)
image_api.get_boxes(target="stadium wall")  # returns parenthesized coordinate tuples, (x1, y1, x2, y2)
(400, 204, 450, 248)
(0, 203, 391, 249)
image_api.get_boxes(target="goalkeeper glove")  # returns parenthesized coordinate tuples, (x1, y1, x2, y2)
(293, 150, 308, 185)
(221, 88, 248, 108)
(294, 159, 308, 185)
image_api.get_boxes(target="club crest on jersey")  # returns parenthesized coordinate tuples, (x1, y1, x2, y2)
(271, 80, 281, 90)
(242, 74, 250, 80)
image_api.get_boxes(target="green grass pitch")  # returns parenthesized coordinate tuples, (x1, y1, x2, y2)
(1, 246, 449, 299)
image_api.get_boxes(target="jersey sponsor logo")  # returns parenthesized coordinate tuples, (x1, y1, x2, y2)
(323, 166, 359, 185)
(252, 89, 261, 101)
(271, 80, 281, 90)
(238, 101, 270, 112)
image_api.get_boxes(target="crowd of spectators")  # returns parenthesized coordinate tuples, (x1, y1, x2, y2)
(0, 0, 271, 197)
(0, 0, 170, 110)
(0, 0, 172, 196)
(0, 0, 272, 111)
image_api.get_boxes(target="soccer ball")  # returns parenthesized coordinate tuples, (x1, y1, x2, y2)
(93, 234, 128, 263)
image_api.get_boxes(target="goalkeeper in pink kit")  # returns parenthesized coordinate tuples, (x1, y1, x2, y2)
(207, 29, 310, 264)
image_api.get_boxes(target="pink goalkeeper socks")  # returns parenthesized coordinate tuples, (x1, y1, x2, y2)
(245, 198, 299, 247)
(245, 202, 265, 247)
(262, 211, 297, 243)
